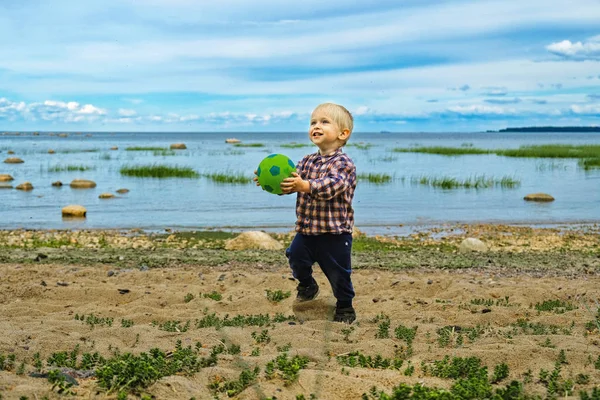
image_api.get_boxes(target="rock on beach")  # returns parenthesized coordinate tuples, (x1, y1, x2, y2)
(224, 231, 283, 250)
(170, 143, 187, 150)
(0, 174, 14, 181)
(70, 179, 96, 189)
(15, 182, 33, 191)
(524, 193, 555, 202)
(4, 157, 24, 164)
(459, 237, 488, 253)
(62, 205, 87, 218)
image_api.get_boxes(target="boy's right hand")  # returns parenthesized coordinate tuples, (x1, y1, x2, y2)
(253, 170, 261, 187)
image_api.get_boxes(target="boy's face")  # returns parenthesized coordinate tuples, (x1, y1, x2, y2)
(309, 108, 350, 154)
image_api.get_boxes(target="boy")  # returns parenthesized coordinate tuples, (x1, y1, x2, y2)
(278, 102, 357, 323)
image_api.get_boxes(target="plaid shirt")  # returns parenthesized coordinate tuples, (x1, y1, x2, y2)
(294, 148, 356, 235)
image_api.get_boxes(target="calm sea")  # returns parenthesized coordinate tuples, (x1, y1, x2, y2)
(1, 131, 599, 235)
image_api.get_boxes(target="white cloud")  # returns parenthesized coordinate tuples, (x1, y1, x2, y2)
(546, 36, 600, 60)
(447, 104, 511, 115)
(118, 108, 137, 117)
(78, 104, 106, 115)
(570, 104, 600, 114)
(353, 106, 370, 116)
(481, 86, 508, 96)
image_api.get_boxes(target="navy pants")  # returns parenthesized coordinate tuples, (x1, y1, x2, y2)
(286, 233, 355, 306)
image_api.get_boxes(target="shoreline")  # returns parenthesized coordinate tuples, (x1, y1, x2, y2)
(1, 220, 599, 237)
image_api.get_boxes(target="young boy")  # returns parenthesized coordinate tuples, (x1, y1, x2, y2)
(279, 102, 357, 323)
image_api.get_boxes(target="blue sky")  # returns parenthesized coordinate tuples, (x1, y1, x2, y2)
(0, 0, 599, 132)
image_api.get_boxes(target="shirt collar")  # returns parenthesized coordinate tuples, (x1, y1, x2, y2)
(317, 148, 343, 158)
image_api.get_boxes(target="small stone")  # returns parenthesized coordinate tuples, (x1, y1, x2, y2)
(57, 282, 69, 286)
(139, 265, 149, 271)
(4, 157, 24, 164)
(218, 274, 226, 281)
(16, 182, 33, 191)
(52, 181, 63, 187)
(118, 289, 130, 294)
(107, 270, 115, 277)
(524, 193, 554, 202)
(70, 179, 96, 189)
(116, 188, 129, 194)
(372, 298, 380, 303)
(427, 279, 433, 285)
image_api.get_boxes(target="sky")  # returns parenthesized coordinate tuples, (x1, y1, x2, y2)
(0, 0, 599, 132)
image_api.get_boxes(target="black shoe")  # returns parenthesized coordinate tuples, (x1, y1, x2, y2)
(334, 306, 356, 324)
(296, 281, 319, 301)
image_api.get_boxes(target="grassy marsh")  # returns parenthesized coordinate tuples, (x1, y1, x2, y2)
(393, 146, 492, 155)
(44, 165, 95, 172)
(411, 175, 520, 189)
(125, 146, 168, 151)
(233, 143, 265, 148)
(201, 172, 252, 184)
(579, 158, 600, 170)
(394, 144, 600, 159)
(119, 164, 200, 178)
(357, 173, 393, 184)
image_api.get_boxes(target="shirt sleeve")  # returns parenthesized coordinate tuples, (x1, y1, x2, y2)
(296, 155, 309, 178)
(309, 158, 355, 200)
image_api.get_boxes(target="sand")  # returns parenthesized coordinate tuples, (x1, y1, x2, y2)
(0, 225, 599, 399)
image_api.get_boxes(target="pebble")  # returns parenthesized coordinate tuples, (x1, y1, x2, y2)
(139, 265, 149, 271)
(107, 270, 115, 277)
(218, 274, 226, 281)
(57, 282, 69, 286)
(427, 279, 433, 285)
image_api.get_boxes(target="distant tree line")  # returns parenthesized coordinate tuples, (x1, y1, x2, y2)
(496, 126, 600, 132)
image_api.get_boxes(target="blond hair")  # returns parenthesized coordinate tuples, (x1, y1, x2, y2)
(313, 103, 354, 142)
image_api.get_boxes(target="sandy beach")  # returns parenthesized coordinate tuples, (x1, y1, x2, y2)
(1, 224, 599, 399)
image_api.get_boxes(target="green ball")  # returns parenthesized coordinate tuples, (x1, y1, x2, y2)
(256, 154, 296, 195)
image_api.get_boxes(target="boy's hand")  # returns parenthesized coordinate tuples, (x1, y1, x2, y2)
(253, 170, 261, 187)
(281, 172, 310, 194)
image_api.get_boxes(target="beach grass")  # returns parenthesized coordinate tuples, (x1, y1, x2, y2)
(347, 143, 373, 150)
(202, 172, 252, 184)
(579, 158, 600, 169)
(56, 149, 100, 154)
(280, 143, 312, 148)
(125, 146, 168, 151)
(357, 173, 393, 184)
(496, 144, 600, 158)
(535, 161, 568, 171)
(233, 143, 265, 148)
(393, 146, 492, 155)
(46, 164, 95, 172)
(120, 164, 200, 178)
(411, 175, 520, 189)
(153, 149, 176, 156)
(393, 144, 600, 159)
(369, 155, 398, 163)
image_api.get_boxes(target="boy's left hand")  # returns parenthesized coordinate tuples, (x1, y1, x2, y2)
(280, 172, 309, 194)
